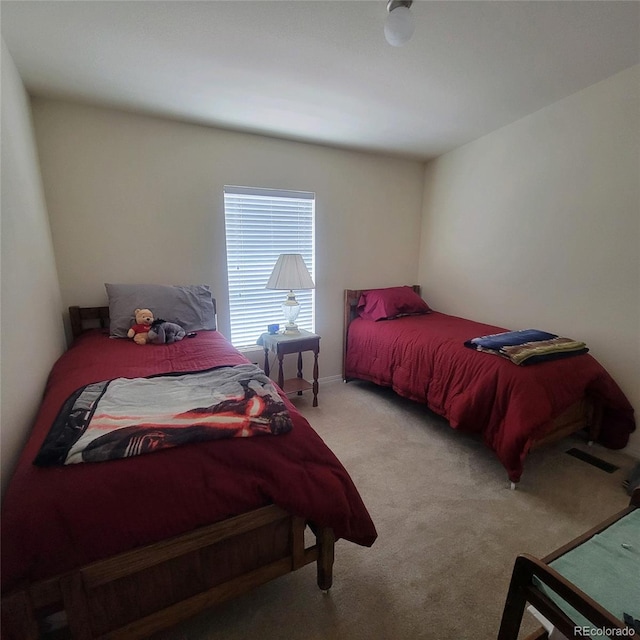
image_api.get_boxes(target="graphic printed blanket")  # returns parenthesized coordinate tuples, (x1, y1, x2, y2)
(34, 364, 293, 466)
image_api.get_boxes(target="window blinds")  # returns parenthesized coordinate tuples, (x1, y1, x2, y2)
(223, 186, 315, 348)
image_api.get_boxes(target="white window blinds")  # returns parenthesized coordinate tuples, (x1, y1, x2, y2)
(223, 186, 315, 348)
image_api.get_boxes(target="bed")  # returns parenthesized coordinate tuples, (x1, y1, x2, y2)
(497, 489, 640, 639)
(343, 286, 635, 486)
(1, 295, 377, 639)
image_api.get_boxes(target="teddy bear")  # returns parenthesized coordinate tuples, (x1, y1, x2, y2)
(127, 308, 154, 345)
(148, 319, 186, 345)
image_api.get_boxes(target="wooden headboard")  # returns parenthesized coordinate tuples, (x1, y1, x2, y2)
(69, 306, 110, 338)
(69, 300, 218, 339)
(342, 285, 421, 380)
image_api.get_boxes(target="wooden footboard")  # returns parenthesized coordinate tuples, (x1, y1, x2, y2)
(1, 505, 335, 639)
(529, 397, 602, 452)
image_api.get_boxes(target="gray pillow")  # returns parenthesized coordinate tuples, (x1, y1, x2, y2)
(105, 283, 216, 338)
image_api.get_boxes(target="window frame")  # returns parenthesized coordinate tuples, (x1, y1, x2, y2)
(223, 185, 316, 349)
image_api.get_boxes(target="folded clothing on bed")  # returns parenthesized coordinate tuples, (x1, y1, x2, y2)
(464, 329, 588, 366)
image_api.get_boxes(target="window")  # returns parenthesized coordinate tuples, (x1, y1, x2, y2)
(223, 186, 315, 348)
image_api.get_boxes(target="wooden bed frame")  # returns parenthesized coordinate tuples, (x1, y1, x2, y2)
(498, 489, 640, 639)
(343, 287, 602, 488)
(1, 306, 335, 640)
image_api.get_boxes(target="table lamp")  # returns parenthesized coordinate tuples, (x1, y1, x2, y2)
(266, 254, 315, 334)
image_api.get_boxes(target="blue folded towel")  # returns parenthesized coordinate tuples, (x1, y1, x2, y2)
(466, 329, 556, 351)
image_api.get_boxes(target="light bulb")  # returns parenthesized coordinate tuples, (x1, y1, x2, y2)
(384, 5, 415, 47)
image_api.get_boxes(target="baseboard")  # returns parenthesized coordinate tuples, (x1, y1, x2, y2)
(624, 440, 640, 460)
(319, 375, 344, 385)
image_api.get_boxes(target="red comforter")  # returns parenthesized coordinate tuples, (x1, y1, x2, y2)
(2, 330, 377, 592)
(345, 313, 635, 482)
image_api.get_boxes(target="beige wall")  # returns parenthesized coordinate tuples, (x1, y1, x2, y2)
(419, 65, 640, 456)
(0, 42, 66, 495)
(31, 99, 425, 378)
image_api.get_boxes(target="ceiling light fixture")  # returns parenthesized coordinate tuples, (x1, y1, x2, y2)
(384, 0, 415, 47)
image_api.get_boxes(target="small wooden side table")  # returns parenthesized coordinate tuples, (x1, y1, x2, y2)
(259, 330, 320, 407)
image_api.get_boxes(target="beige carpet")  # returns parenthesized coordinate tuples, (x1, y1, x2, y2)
(154, 380, 636, 640)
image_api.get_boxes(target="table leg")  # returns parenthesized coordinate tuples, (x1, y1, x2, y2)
(263, 347, 270, 376)
(278, 354, 284, 390)
(297, 351, 303, 395)
(312, 350, 319, 407)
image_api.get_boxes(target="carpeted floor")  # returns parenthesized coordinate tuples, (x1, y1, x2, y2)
(154, 379, 636, 640)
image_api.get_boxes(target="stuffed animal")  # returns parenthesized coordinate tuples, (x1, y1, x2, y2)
(127, 308, 154, 345)
(148, 318, 186, 345)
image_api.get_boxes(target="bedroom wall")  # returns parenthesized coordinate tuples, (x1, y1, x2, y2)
(0, 42, 66, 495)
(418, 65, 640, 456)
(30, 99, 425, 379)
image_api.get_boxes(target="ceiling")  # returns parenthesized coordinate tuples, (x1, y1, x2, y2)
(2, 1, 639, 161)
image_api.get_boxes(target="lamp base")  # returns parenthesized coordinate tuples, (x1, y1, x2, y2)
(283, 322, 300, 335)
(281, 291, 301, 334)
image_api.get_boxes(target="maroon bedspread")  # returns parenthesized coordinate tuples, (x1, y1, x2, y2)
(345, 313, 635, 482)
(2, 330, 376, 592)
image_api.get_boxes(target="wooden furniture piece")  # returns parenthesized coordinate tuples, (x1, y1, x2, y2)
(1, 307, 335, 640)
(2, 505, 335, 640)
(498, 489, 640, 640)
(261, 329, 320, 407)
(343, 287, 607, 488)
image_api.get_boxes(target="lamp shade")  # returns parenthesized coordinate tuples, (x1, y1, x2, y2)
(266, 254, 315, 290)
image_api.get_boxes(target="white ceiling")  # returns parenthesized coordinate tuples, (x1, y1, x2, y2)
(2, 1, 639, 161)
